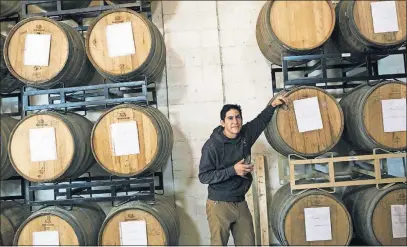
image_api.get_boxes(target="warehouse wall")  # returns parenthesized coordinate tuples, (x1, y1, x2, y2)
(159, 1, 281, 244)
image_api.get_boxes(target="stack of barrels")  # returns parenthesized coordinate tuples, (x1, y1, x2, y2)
(2, 7, 166, 90)
(260, 2, 406, 245)
(1, 1, 179, 245)
(270, 182, 407, 246)
(1, 106, 178, 246)
(257, 0, 406, 66)
(265, 81, 407, 157)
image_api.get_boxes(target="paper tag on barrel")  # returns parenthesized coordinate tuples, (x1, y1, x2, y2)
(381, 99, 406, 132)
(391, 204, 406, 238)
(24, 34, 51, 66)
(293, 97, 324, 133)
(106, 22, 136, 58)
(29, 128, 58, 162)
(33, 231, 59, 246)
(304, 207, 332, 241)
(370, 1, 399, 33)
(110, 121, 140, 156)
(119, 221, 147, 246)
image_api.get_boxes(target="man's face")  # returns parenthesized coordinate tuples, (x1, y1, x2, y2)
(221, 109, 242, 138)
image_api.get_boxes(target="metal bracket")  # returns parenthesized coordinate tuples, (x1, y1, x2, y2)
(271, 48, 407, 97)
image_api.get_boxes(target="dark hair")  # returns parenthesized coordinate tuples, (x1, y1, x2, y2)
(220, 104, 242, 121)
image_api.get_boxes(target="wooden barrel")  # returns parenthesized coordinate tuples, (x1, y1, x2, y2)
(270, 183, 353, 245)
(256, 1, 335, 66)
(86, 8, 166, 83)
(91, 104, 173, 177)
(1, 34, 24, 94)
(340, 81, 406, 152)
(331, 0, 406, 57)
(0, 201, 31, 246)
(343, 183, 407, 245)
(99, 195, 179, 245)
(4, 17, 95, 89)
(14, 202, 106, 246)
(265, 86, 344, 157)
(8, 112, 95, 182)
(0, 1, 20, 17)
(0, 115, 19, 180)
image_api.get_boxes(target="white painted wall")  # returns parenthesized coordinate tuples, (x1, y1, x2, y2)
(160, 1, 281, 244)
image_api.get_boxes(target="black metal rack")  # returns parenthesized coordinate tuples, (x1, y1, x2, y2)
(271, 48, 407, 95)
(0, 14, 20, 23)
(25, 172, 164, 207)
(21, 77, 155, 118)
(16, 76, 165, 206)
(21, 0, 152, 22)
(0, 91, 23, 117)
(0, 176, 27, 201)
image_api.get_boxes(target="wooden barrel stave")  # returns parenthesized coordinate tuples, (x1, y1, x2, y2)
(343, 183, 407, 245)
(91, 104, 173, 177)
(145, 23, 166, 83)
(0, 201, 31, 246)
(256, 2, 303, 67)
(8, 112, 95, 182)
(142, 106, 173, 172)
(331, 0, 406, 61)
(340, 81, 407, 151)
(0, 35, 9, 80)
(14, 202, 105, 246)
(85, 8, 165, 84)
(0, 115, 19, 180)
(265, 87, 344, 157)
(256, 1, 335, 66)
(0, 1, 21, 17)
(54, 112, 95, 179)
(1, 35, 24, 94)
(4, 17, 95, 89)
(98, 195, 179, 246)
(271, 183, 353, 245)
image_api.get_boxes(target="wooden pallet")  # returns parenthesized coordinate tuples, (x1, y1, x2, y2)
(288, 150, 406, 192)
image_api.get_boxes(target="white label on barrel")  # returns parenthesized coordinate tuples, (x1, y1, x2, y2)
(29, 128, 57, 162)
(381, 99, 407, 132)
(304, 207, 332, 241)
(119, 221, 147, 246)
(391, 204, 406, 238)
(24, 34, 51, 66)
(293, 97, 323, 133)
(33, 231, 59, 246)
(110, 121, 140, 156)
(371, 1, 399, 33)
(106, 22, 136, 58)
(341, 53, 351, 57)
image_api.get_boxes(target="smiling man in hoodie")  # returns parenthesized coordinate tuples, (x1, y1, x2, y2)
(199, 95, 288, 246)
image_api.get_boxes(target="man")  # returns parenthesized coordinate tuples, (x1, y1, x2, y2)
(198, 95, 288, 246)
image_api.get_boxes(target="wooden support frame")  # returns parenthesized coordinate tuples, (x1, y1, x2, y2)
(247, 155, 270, 246)
(289, 151, 406, 192)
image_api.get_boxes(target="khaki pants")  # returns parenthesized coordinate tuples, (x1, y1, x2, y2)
(206, 199, 255, 246)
